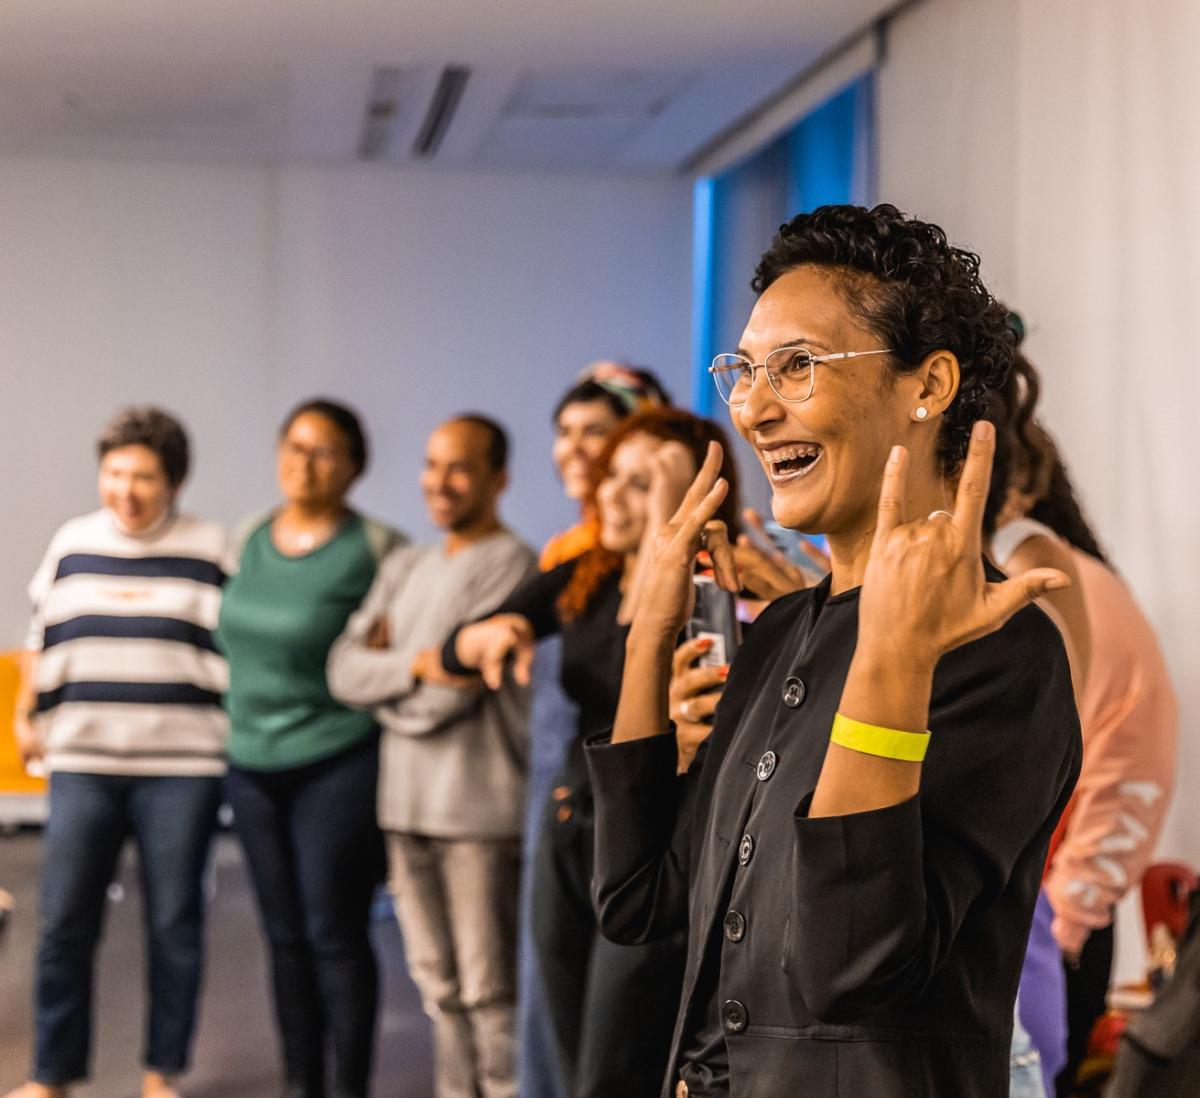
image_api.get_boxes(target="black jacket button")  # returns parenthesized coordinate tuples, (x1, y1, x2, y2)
(782, 677, 806, 707)
(738, 834, 754, 866)
(721, 999, 748, 1033)
(723, 910, 746, 942)
(756, 751, 777, 781)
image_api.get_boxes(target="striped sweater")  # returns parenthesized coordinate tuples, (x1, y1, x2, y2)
(27, 509, 231, 776)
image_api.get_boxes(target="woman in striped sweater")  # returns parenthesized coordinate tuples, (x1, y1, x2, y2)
(5, 407, 230, 1098)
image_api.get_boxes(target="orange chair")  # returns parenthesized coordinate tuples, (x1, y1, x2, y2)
(0, 650, 48, 823)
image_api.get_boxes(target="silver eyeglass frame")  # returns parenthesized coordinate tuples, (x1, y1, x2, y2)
(709, 347, 893, 406)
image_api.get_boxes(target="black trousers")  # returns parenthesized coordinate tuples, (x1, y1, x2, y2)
(227, 735, 384, 1098)
(1056, 920, 1114, 1096)
(530, 770, 685, 1098)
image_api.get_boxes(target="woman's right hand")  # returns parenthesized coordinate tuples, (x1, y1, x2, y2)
(669, 636, 729, 773)
(456, 613, 536, 690)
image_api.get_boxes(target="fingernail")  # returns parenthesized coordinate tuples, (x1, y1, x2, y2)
(719, 666, 731, 679)
(1045, 575, 1070, 591)
(697, 637, 714, 650)
(889, 445, 902, 463)
(976, 420, 994, 440)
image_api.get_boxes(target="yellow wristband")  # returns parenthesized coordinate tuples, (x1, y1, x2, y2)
(830, 712, 931, 762)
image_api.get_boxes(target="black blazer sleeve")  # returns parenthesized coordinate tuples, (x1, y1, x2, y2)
(442, 560, 574, 674)
(585, 731, 697, 944)
(585, 600, 777, 946)
(788, 603, 1081, 1024)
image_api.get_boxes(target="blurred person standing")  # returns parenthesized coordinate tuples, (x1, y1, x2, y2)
(328, 415, 536, 1098)
(985, 351, 1178, 1097)
(446, 408, 740, 1098)
(521, 362, 671, 1098)
(4, 408, 228, 1098)
(540, 362, 671, 570)
(217, 399, 403, 1098)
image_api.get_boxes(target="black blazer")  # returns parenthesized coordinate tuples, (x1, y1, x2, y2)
(587, 571, 1081, 1097)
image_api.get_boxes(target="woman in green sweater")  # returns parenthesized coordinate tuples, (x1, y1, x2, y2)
(218, 399, 403, 1098)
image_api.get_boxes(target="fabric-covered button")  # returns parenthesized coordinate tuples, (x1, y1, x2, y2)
(738, 834, 754, 866)
(723, 910, 746, 942)
(721, 999, 748, 1033)
(782, 676, 806, 708)
(756, 750, 777, 781)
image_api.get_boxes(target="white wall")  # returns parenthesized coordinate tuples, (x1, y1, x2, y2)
(878, 0, 1199, 981)
(0, 157, 693, 644)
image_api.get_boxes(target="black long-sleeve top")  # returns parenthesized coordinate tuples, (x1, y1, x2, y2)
(443, 558, 626, 788)
(586, 567, 1081, 1098)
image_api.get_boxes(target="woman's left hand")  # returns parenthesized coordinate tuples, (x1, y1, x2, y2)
(669, 636, 729, 773)
(858, 421, 1070, 672)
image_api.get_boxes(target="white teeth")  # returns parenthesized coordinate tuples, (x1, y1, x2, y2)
(764, 444, 821, 463)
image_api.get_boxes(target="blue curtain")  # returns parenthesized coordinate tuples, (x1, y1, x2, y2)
(692, 73, 875, 416)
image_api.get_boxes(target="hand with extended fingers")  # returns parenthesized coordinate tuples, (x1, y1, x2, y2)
(858, 421, 1070, 671)
(648, 442, 700, 534)
(455, 613, 536, 691)
(620, 441, 705, 626)
(630, 441, 739, 643)
(734, 506, 830, 603)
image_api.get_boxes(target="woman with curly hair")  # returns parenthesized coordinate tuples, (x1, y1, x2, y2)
(443, 408, 740, 1097)
(586, 204, 1082, 1097)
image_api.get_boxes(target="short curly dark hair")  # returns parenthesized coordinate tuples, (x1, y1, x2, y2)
(96, 406, 191, 487)
(752, 203, 1015, 474)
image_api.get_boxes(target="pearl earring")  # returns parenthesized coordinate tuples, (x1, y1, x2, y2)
(914, 407, 929, 421)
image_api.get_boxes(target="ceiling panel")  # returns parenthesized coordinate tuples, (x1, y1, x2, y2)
(0, 0, 899, 173)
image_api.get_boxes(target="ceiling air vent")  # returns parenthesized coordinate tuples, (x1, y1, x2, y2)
(412, 65, 471, 158)
(359, 67, 406, 161)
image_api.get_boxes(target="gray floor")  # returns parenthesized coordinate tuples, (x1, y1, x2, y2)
(0, 831, 433, 1097)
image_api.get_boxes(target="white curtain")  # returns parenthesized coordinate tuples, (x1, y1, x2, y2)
(879, 0, 1200, 976)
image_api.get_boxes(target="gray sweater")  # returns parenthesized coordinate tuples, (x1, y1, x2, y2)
(327, 529, 537, 838)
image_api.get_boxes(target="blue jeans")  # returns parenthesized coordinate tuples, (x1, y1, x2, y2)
(517, 639, 573, 1098)
(226, 735, 383, 1098)
(34, 770, 222, 1085)
(1011, 1007, 1048, 1098)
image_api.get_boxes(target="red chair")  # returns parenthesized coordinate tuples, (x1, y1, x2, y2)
(1142, 862, 1199, 946)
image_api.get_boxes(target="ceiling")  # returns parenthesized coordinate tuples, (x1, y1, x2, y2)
(0, 0, 896, 174)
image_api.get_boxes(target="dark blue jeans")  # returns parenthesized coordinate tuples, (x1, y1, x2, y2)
(518, 639, 573, 1098)
(34, 770, 222, 1085)
(226, 735, 383, 1098)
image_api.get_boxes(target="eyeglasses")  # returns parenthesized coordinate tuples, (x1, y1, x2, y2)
(709, 346, 892, 406)
(279, 438, 348, 466)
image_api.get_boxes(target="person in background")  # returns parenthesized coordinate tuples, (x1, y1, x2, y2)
(3, 407, 229, 1098)
(446, 408, 740, 1098)
(327, 415, 536, 1098)
(520, 362, 670, 1098)
(217, 399, 404, 1098)
(985, 350, 1179, 1097)
(540, 362, 671, 570)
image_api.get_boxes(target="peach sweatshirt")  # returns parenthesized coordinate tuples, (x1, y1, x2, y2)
(994, 519, 1179, 955)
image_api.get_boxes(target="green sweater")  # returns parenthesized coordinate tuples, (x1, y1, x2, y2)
(218, 513, 403, 770)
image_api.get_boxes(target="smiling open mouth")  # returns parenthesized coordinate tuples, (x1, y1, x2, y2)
(765, 444, 823, 482)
